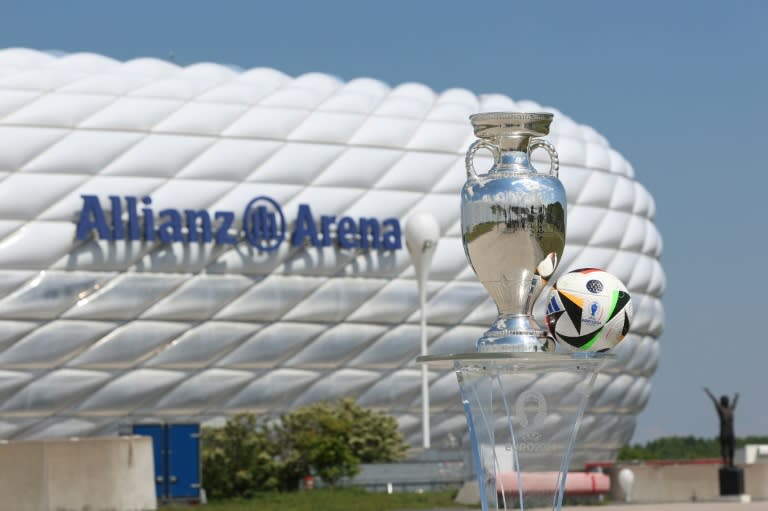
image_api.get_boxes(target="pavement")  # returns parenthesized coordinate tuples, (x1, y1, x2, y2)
(554, 502, 768, 511)
(406, 502, 768, 511)
(558, 503, 768, 511)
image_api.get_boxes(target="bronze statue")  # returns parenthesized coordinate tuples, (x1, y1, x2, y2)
(704, 387, 739, 466)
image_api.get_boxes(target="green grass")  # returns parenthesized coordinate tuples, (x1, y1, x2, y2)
(160, 487, 472, 511)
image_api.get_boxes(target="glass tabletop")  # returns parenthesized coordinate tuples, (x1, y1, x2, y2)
(416, 351, 615, 369)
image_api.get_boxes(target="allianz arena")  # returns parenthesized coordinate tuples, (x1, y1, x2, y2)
(0, 48, 664, 463)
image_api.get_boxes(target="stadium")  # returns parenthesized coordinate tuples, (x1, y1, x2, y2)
(0, 48, 664, 464)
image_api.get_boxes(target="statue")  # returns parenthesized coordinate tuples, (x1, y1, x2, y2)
(704, 387, 739, 466)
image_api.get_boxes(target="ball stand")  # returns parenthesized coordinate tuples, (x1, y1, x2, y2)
(418, 352, 611, 511)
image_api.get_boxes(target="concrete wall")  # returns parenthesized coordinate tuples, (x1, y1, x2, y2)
(610, 463, 768, 503)
(0, 436, 156, 511)
(745, 463, 768, 500)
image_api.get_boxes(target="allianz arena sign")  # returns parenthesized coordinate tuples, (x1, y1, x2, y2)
(75, 195, 403, 252)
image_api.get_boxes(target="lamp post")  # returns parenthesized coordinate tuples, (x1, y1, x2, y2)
(618, 467, 635, 502)
(405, 212, 440, 450)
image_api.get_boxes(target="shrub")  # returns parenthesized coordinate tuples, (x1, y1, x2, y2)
(337, 398, 409, 463)
(201, 414, 280, 499)
(276, 402, 361, 487)
(201, 399, 409, 497)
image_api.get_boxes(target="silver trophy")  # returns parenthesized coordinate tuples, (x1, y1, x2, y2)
(461, 112, 566, 352)
(420, 112, 611, 510)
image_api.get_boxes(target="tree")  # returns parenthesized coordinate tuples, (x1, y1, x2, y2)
(274, 399, 408, 487)
(275, 402, 361, 487)
(201, 413, 281, 498)
(336, 398, 409, 463)
(200, 399, 409, 497)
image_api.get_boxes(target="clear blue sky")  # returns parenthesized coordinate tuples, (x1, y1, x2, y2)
(3, 0, 767, 443)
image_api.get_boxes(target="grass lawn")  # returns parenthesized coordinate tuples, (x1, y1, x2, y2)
(159, 487, 473, 511)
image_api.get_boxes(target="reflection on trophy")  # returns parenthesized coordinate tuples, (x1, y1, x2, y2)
(461, 112, 566, 352)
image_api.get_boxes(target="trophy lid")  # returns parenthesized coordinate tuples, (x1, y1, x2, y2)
(470, 112, 553, 139)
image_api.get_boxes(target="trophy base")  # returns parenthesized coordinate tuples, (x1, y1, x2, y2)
(416, 352, 613, 511)
(476, 316, 554, 352)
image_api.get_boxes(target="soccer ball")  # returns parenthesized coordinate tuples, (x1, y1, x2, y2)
(544, 268, 633, 352)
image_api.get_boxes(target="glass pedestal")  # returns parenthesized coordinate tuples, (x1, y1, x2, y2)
(418, 352, 611, 511)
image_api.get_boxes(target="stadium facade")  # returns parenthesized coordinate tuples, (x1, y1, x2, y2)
(0, 48, 664, 463)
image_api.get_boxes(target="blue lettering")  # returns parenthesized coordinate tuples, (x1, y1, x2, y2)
(291, 204, 319, 247)
(185, 209, 212, 243)
(73, 195, 403, 251)
(358, 217, 381, 250)
(76, 195, 112, 240)
(382, 219, 402, 250)
(157, 209, 183, 242)
(214, 212, 237, 244)
(337, 216, 358, 249)
(141, 196, 155, 241)
(109, 196, 124, 240)
(126, 196, 140, 240)
(320, 215, 335, 247)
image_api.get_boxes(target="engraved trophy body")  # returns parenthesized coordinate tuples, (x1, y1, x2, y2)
(461, 112, 566, 352)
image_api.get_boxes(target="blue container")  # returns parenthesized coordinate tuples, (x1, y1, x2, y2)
(133, 423, 200, 502)
(168, 423, 201, 499)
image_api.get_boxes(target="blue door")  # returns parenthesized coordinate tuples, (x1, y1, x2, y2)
(168, 423, 201, 500)
(133, 424, 167, 499)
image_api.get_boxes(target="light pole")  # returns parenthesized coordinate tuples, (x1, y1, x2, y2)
(405, 212, 440, 450)
(618, 467, 635, 502)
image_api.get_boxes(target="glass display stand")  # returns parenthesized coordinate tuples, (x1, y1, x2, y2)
(417, 352, 612, 511)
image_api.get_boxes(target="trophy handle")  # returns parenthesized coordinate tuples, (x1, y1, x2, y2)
(465, 140, 499, 179)
(528, 138, 560, 178)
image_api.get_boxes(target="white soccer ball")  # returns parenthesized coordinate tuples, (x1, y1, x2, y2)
(544, 268, 633, 352)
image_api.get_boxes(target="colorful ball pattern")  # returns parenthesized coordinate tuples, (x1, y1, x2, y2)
(545, 268, 633, 352)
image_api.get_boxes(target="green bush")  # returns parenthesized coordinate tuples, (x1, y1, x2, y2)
(337, 398, 409, 463)
(202, 399, 409, 498)
(201, 414, 281, 498)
